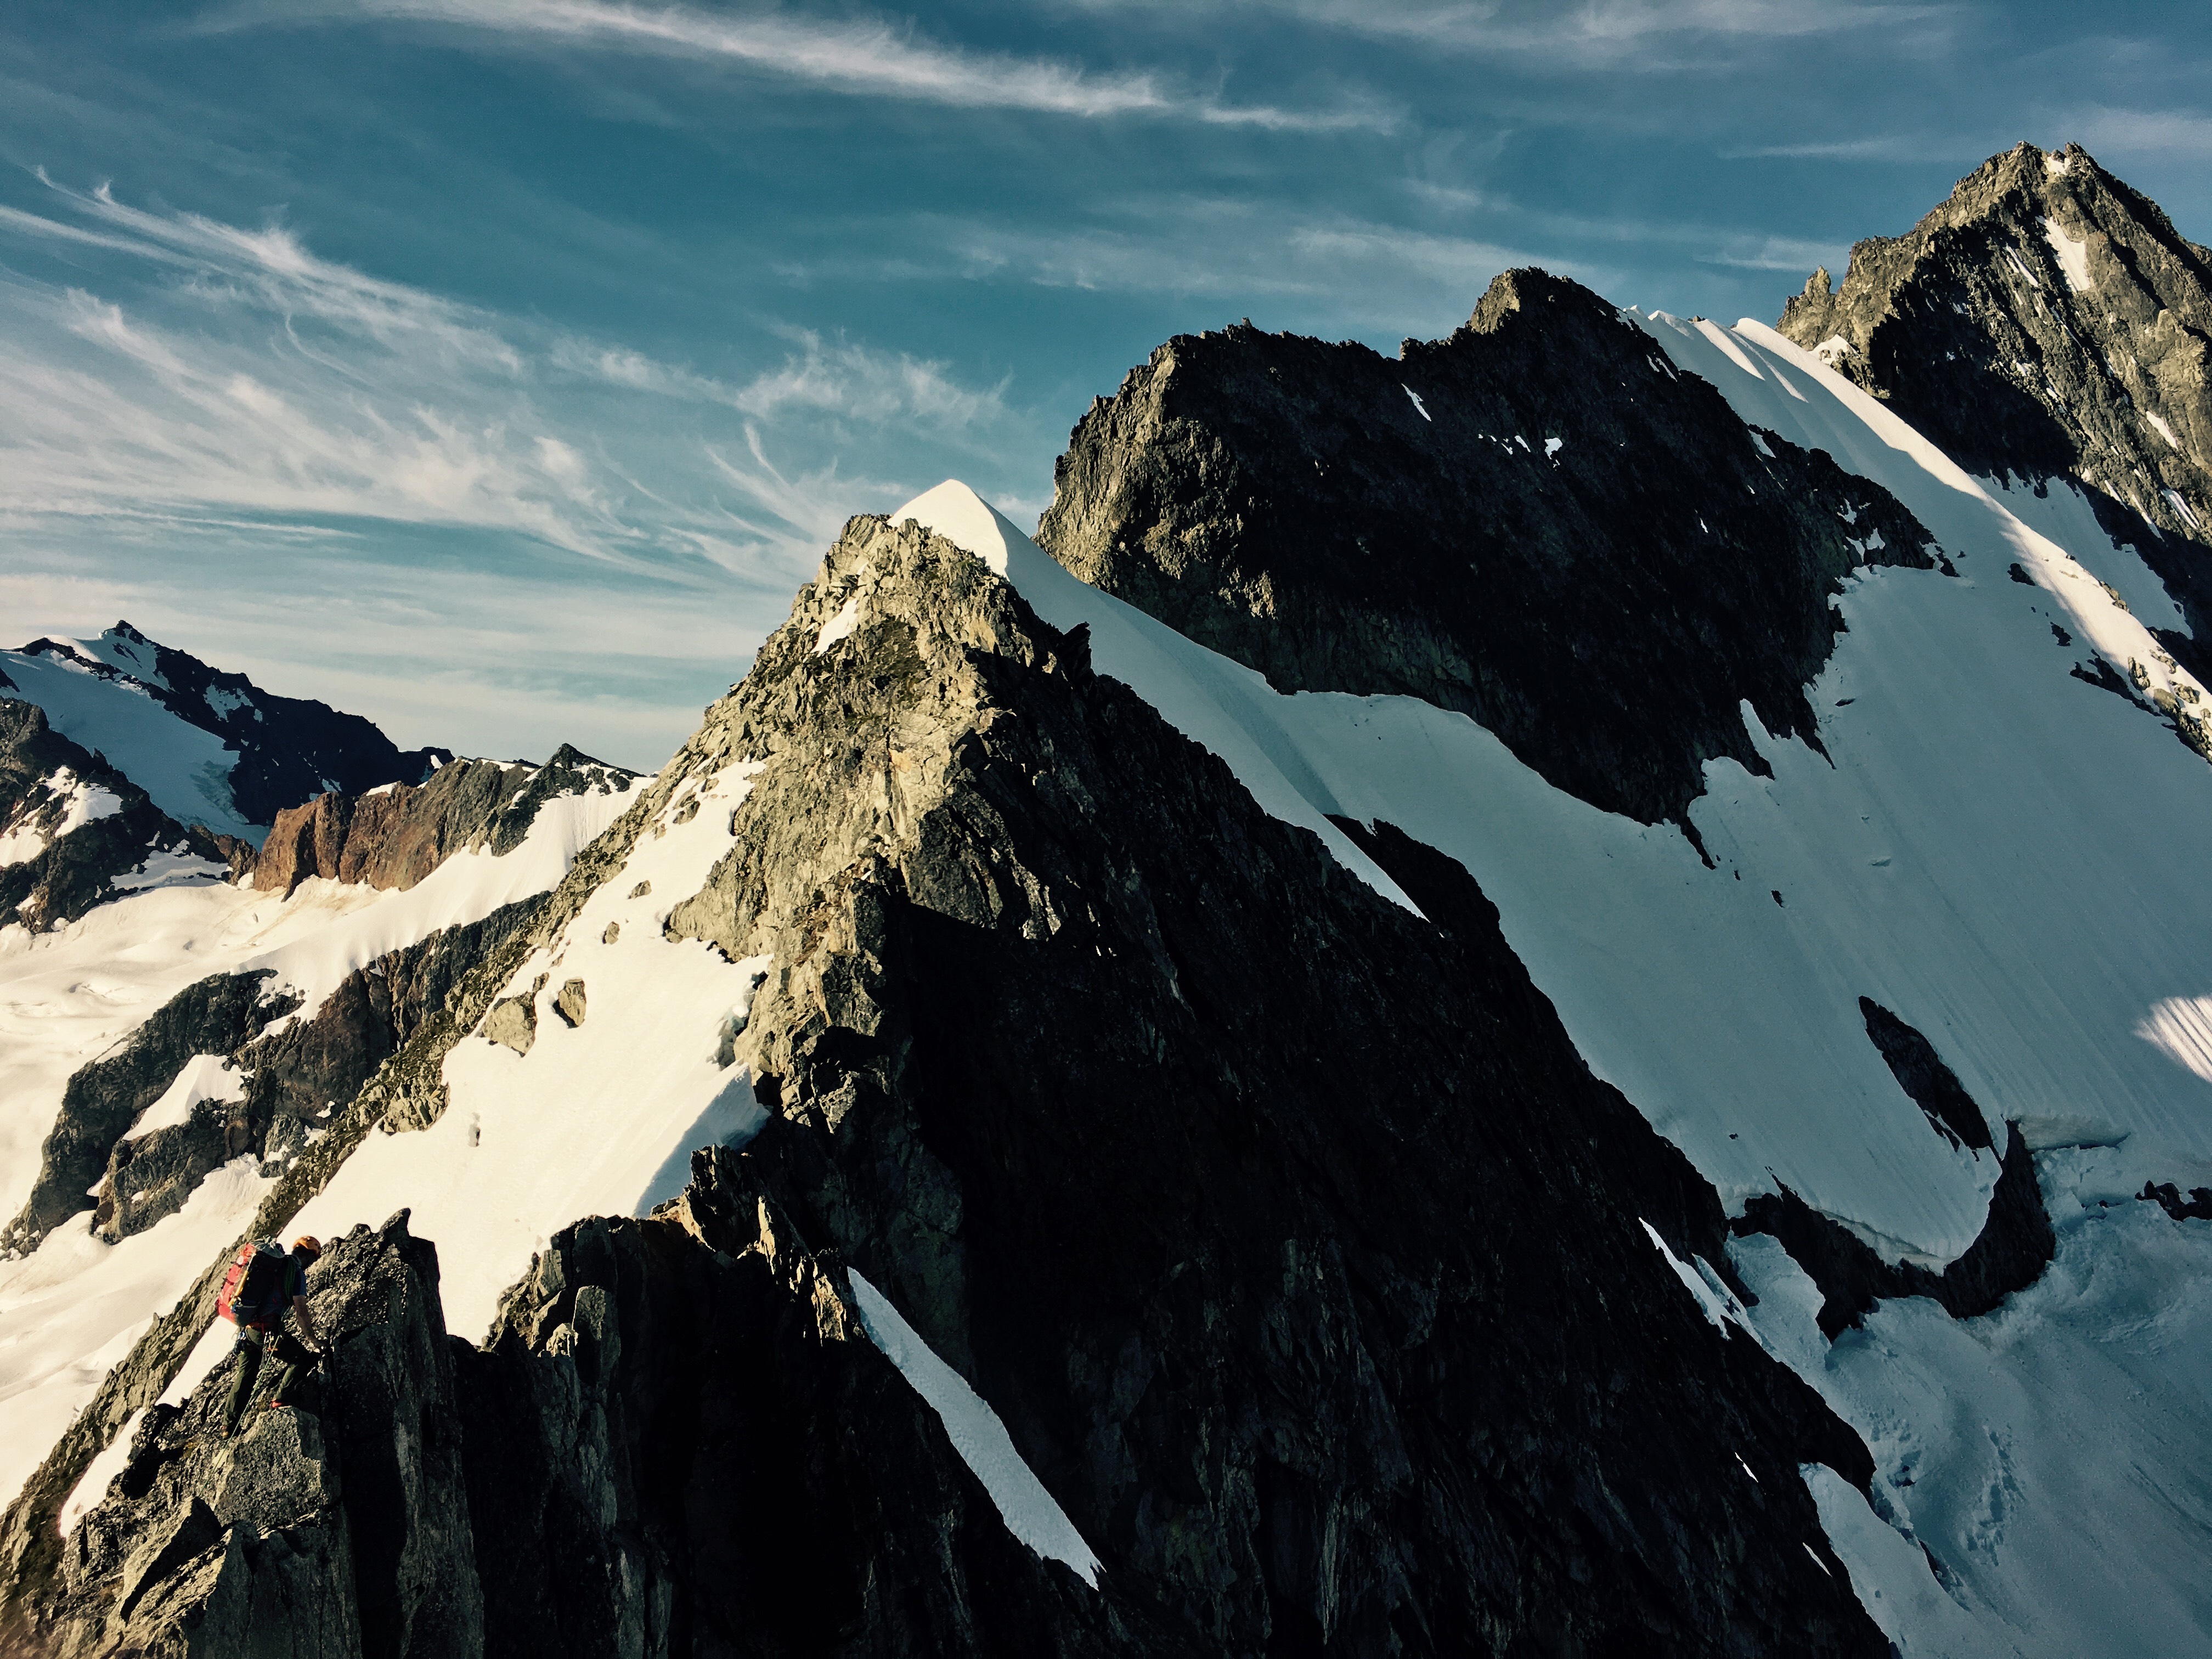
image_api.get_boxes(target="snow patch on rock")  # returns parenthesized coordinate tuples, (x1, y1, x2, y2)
(124, 1055, 245, 1142)
(2042, 217, 2093, 294)
(0, 770, 124, 867)
(849, 1268, 1102, 1586)
(813, 594, 863, 654)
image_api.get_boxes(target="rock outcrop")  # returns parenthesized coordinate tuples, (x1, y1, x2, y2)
(38, 1211, 479, 1658)
(1036, 268, 1937, 826)
(247, 745, 635, 898)
(1778, 143, 2212, 663)
(25, 1177, 1173, 1657)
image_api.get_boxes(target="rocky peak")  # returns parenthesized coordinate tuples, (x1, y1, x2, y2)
(614, 509, 1886, 1651)
(6, 622, 452, 830)
(1035, 266, 1936, 826)
(1775, 143, 2212, 650)
(4, 506, 1888, 1654)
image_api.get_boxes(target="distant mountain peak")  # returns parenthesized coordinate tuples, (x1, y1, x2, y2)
(1776, 140, 2212, 675)
(3, 622, 450, 837)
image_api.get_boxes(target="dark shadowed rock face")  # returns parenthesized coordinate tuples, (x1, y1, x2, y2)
(11, 622, 451, 827)
(0, 698, 236, 934)
(23, 1181, 1167, 1658)
(459, 1160, 1161, 1658)
(1036, 267, 1937, 826)
(248, 744, 635, 898)
(662, 515, 1882, 1655)
(2, 516, 1889, 1657)
(1778, 143, 2212, 665)
(1735, 1126, 2055, 1340)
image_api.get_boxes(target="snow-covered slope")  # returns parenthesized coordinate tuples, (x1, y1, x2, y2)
(0, 647, 257, 843)
(895, 410, 2212, 1653)
(278, 761, 772, 1344)
(0, 774, 635, 1503)
(2, 623, 447, 842)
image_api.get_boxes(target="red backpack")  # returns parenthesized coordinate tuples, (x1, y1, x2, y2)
(217, 1240, 290, 1327)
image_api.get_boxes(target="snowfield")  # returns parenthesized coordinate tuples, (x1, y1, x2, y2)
(0, 777, 635, 1505)
(284, 756, 771, 1346)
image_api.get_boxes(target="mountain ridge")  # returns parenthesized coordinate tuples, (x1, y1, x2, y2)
(3, 142, 2211, 1658)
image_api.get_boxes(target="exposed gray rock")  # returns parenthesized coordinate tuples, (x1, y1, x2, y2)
(482, 996, 536, 1056)
(30, 1212, 471, 1659)
(551, 979, 586, 1028)
(1035, 268, 1938, 826)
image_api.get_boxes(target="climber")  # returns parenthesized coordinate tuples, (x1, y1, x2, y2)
(217, 1234, 327, 1436)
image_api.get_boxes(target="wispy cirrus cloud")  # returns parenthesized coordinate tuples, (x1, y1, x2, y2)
(775, 197, 1598, 334)
(553, 328, 1008, 430)
(1057, 0, 1955, 63)
(1718, 133, 1985, 162)
(0, 176, 1012, 564)
(203, 0, 1392, 131)
(0, 176, 1027, 763)
(2063, 106, 2212, 160)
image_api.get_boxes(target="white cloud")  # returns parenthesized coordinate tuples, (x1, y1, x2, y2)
(1058, 0, 1951, 61)
(1719, 133, 1983, 162)
(548, 328, 1009, 431)
(1696, 233, 1850, 272)
(0, 178, 1031, 765)
(211, 0, 1391, 131)
(2064, 107, 2212, 161)
(0, 179, 1016, 563)
(780, 200, 1612, 337)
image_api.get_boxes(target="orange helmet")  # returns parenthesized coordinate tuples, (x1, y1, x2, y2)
(293, 1235, 323, 1258)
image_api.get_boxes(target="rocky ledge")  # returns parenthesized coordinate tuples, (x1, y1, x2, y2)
(247, 744, 635, 897)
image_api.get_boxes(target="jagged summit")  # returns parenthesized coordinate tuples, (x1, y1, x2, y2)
(1776, 142, 2212, 658)
(1036, 266, 1937, 826)
(1, 496, 1890, 1656)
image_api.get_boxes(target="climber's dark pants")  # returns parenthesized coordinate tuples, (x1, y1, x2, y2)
(222, 1325, 314, 1434)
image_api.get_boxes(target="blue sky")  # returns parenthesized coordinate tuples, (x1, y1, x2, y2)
(4, 1, 2208, 768)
